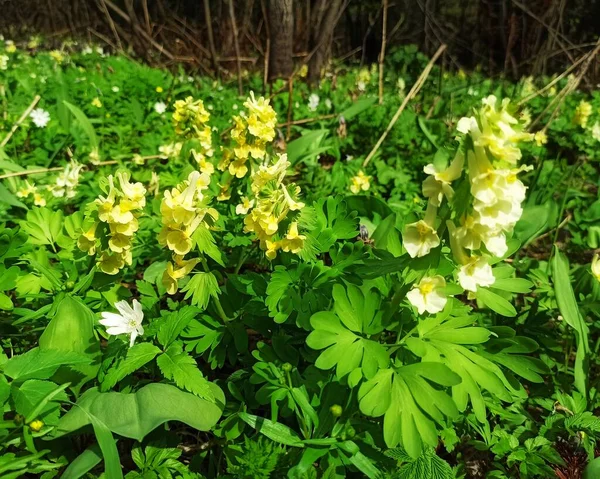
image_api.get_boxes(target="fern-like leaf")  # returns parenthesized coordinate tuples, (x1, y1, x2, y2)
(157, 343, 213, 401)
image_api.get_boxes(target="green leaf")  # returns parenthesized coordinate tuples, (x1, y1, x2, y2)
(157, 343, 214, 400)
(181, 272, 220, 311)
(287, 129, 329, 165)
(54, 383, 224, 442)
(64, 101, 99, 149)
(157, 306, 199, 347)
(491, 278, 533, 294)
(39, 295, 101, 389)
(339, 97, 376, 120)
(192, 226, 224, 266)
(307, 284, 389, 380)
(584, 457, 600, 479)
(19, 208, 64, 247)
(101, 343, 161, 391)
(2, 348, 89, 382)
(238, 412, 304, 447)
(358, 364, 460, 458)
(0, 183, 27, 210)
(61, 444, 102, 479)
(88, 410, 123, 479)
(551, 248, 589, 396)
(371, 214, 402, 257)
(477, 288, 517, 317)
(12, 379, 68, 425)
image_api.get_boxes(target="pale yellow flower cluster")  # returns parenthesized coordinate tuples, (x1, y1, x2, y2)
(16, 180, 46, 206)
(242, 154, 306, 260)
(403, 95, 532, 293)
(219, 92, 277, 179)
(172, 97, 214, 168)
(49, 50, 64, 64)
(573, 100, 593, 128)
(77, 173, 146, 275)
(349, 171, 371, 194)
(159, 171, 218, 294)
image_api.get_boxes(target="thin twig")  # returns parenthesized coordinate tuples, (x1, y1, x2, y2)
(378, 0, 388, 105)
(277, 113, 336, 128)
(1, 95, 41, 148)
(363, 44, 446, 167)
(98, 0, 123, 51)
(228, 0, 244, 96)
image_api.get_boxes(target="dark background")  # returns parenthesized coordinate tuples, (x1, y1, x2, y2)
(1, 0, 600, 82)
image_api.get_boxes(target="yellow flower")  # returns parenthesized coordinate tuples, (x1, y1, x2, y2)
(16, 180, 36, 198)
(29, 419, 44, 432)
(49, 50, 64, 64)
(280, 222, 305, 254)
(236, 196, 255, 215)
(350, 171, 371, 194)
(406, 276, 447, 315)
(162, 256, 200, 294)
(5, 41, 17, 53)
(173, 96, 211, 138)
(298, 64, 308, 78)
(574, 100, 592, 128)
(156, 86, 164, 93)
(265, 240, 280, 260)
(534, 131, 548, 147)
(91, 97, 102, 108)
(108, 233, 132, 253)
(33, 192, 46, 207)
(98, 252, 125, 275)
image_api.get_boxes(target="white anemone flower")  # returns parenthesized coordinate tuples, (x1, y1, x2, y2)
(154, 101, 167, 115)
(99, 299, 145, 347)
(308, 93, 320, 112)
(407, 276, 447, 315)
(30, 108, 50, 128)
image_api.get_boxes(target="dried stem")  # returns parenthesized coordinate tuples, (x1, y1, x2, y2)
(1, 95, 41, 148)
(228, 0, 244, 96)
(378, 0, 388, 105)
(363, 44, 446, 167)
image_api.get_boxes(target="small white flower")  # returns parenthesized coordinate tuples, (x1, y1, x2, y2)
(30, 108, 50, 128)
(99, 299, 144, 347)
(1, 55, 10, 70)
(325, 98, 332, 110)
(82, 45, 93, 55)
(357, 80, 366, 92)
(112, 86, 120, 93)
(154, 101, 167, 114)
(207, 104, 214, 110)
(232, 104, 238, 110)
(308, 93, 320, 112)
(407, 276, 447, 315)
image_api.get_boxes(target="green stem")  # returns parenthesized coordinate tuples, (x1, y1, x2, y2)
(234, 246, 249, 275)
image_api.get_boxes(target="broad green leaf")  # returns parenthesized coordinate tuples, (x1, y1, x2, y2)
(2, 348, 89, 382)
(339, 97, 376, 119)
(157, 343, 214, 400)
(54, 383, 224, 442)
(372, 214, 402, 257)
(11, 379, 68, 425)
(307, 285, 388, 380)
(101, 343, 161, 391)
(358, 364, 460, 458)
(491, 278, 533, 293)
(0, 183, 27, 209)
(39, 295, 101, 388)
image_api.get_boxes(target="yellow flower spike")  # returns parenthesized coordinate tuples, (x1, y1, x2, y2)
(574, 100, 592, 128)
(281, 222, 305, 254)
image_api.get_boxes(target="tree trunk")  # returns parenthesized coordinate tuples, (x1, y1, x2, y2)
(268, 0, 294, 80)
(308, 0, 344, 82)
